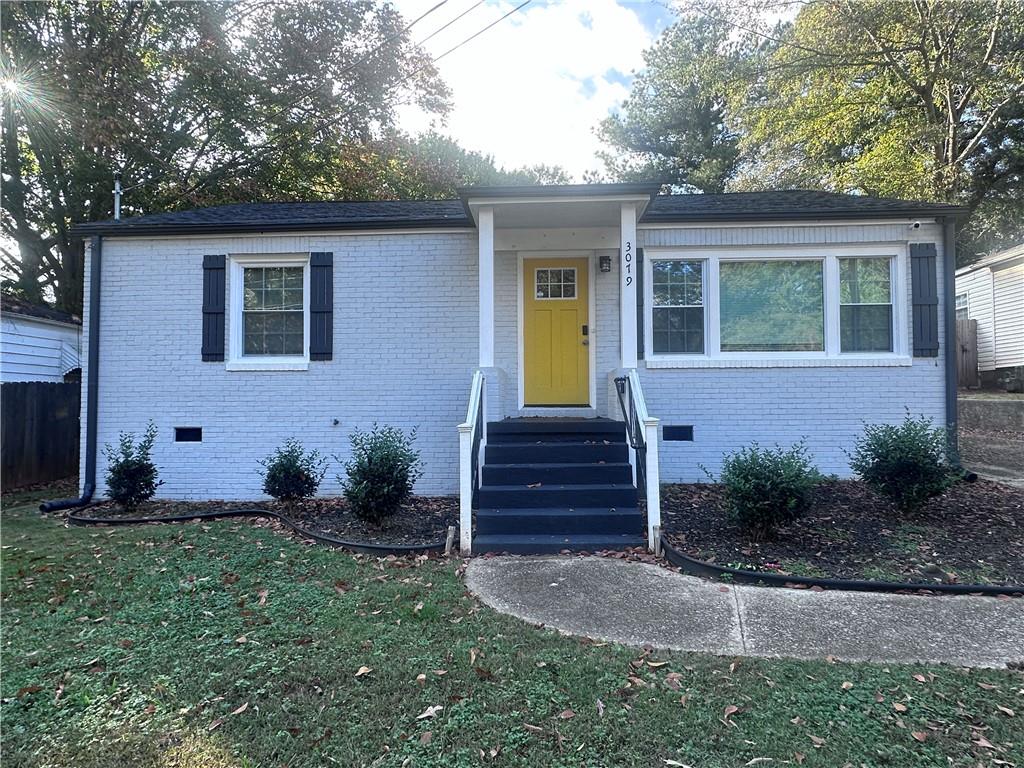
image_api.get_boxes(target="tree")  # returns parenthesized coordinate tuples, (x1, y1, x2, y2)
(599, 0, 1024, 261)
(595, 13, 748, 192)
(1, 0, 450, 313)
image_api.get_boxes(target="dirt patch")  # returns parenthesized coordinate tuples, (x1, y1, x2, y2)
(81, 496, 458, 547)
(661, 479, 1024, 586)
(960, 428, 1024, 477)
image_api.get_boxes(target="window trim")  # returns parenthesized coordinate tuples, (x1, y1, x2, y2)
(955, 291, 969, 323)
(227, 253, 311, 371)
(644, 244, 909, 367)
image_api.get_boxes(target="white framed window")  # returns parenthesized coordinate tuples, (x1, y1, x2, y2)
(839, 257, 893, 353)
(227, 253, 310, 371)
(955, 292, 969, 323)
(644, 245, 909, 367)
(534, 267, 577, 299)
(652, 260, 705, 354)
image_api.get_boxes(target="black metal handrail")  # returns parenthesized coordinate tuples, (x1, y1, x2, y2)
(470, 382, 484, 506)
(614, 375, 646, 491)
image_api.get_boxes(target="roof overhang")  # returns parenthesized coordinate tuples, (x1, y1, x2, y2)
(458, 183, 661, 229)
(71, 216, 473, 239)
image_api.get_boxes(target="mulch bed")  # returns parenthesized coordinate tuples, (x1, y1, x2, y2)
(78, 496, 458, 547)
(661, 479, 1024, 587)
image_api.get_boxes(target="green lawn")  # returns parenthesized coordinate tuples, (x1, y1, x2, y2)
(2, 488, 1022, 767)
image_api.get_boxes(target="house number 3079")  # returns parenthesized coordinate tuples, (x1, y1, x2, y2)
(623, 241, 632, 286)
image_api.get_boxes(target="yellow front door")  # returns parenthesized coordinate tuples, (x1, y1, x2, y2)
(523, 258, 590, 406)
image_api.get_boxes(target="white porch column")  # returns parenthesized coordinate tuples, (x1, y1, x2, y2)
(619, 202, 638, 368)
(478, 206, 495, 367)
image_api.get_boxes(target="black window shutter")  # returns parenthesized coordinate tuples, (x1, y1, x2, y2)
(910, 242, 939, 357)
(636, 247, 644, 360)
(309, 252, 333, 361)
(202, 254, 226, 361)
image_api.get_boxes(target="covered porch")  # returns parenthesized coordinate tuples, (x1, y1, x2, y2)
(455, 184, 664, 555)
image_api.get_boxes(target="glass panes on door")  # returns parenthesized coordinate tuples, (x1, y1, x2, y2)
(535, 268, 576, 299)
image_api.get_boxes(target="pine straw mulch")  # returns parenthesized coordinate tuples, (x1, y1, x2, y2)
(661, 478, 1024, 587)
(77, 496, 458, 547)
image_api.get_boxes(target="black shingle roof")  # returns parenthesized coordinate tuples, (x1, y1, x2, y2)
(1, 294, 80, 325)
(72, 188, 966, 237)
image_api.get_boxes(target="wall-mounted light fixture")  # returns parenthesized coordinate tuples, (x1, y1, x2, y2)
(599, 255, 612, 273)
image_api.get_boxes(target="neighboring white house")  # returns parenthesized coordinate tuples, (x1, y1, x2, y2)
(955, 243, 1024, 385)
(69, 184, 965, 553)
(1, 294, 82, 383)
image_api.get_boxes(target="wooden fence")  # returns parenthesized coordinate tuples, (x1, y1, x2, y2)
(2, 382, 80, 489)
(956, 317, 979, 389)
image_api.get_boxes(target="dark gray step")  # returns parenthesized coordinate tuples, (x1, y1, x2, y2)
(482, 462, 632, 486)
(488, 418, 621, 435)
(486, 419, 626, 445)
(486, 442, 628, 465)
(476, 507, 644, 536)
(473, 533, 647, 555)
(477, 483, 637, 509)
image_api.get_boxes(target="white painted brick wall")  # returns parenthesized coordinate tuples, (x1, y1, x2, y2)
(82, 231, 478, 500)
(80, 220, 949, 498)
(637, 223, 948, 482)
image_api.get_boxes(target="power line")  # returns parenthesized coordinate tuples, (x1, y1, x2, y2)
(415, 0, 486, 48)
(430, 0, 531, 66)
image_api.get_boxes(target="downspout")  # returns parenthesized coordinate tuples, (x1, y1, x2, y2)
(942, 217, 959, 462)
(41, 235, 102, 511)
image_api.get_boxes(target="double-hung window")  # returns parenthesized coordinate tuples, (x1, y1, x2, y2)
(839, 257, 893, 352)
(955, 293, 969, 323)
(646, 246, 905, 365)
(228, 254, 310, 370)
(652, 260, 704, 355)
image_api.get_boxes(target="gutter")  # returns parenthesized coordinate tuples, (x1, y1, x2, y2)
(41, 235, 101, 511)
(942, 217, 959, 460)
(70, 216, 474, 239)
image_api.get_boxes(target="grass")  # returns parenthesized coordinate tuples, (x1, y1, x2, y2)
(2, 488, 1023, 767)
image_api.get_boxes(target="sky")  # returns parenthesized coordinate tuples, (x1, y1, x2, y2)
(393, 0, 676, 181)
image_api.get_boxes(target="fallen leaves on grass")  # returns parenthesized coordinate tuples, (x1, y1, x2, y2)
(417, 705, 443, 720)
(558, 709, 575, 720)
(911, 731, 928, 742)
(355, 666, 372, 677)
(230, 702, 248, 716)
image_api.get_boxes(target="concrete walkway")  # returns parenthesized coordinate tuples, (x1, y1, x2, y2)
(465, 556, 1024, 668)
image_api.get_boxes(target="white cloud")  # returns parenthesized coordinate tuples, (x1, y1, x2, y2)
(395, 0, 660, 180)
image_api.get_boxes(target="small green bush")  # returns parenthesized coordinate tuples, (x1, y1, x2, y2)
(848, 414, 956, 514)
(339, 424, 423, 525)
(104, 422, 162, 512)
(258, 439, 327, 508)
(711, 442, 822, 540)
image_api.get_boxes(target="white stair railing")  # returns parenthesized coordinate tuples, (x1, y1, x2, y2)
(457, 370, 486, 555)
(614, 369, 661, 552)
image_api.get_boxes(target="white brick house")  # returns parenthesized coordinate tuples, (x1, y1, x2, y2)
(64, 184, 964, 553)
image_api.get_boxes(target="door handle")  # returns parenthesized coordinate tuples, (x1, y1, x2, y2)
(581, 339, 589, 346)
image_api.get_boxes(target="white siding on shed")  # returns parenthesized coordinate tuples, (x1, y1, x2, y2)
(0, 314, 81, 382)
(993, 264, 1024, 368)
(955, 268, 996, 370)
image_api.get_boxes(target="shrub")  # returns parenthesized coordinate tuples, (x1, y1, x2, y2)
(258, 439, 327, 508)
(711, 442, 822, 540)
(848, 414, 956, 514)
(339, 424, 423, 525)
(104, 422, 162, 512)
